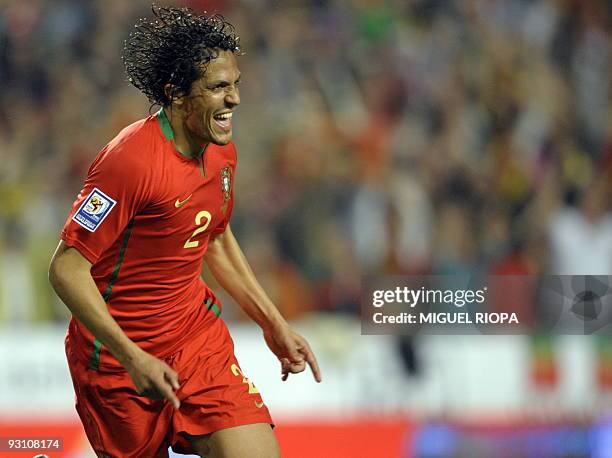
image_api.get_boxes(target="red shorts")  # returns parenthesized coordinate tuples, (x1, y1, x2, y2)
(66, 317, 273, 457)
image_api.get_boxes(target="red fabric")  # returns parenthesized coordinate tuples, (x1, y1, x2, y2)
(66, 316, 273, 457)
(60, 113, 236, 369)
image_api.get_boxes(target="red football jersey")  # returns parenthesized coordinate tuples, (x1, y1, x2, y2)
(61, 109, 236, 370)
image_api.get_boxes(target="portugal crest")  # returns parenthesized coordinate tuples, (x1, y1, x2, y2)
(220, 166, 232, 214)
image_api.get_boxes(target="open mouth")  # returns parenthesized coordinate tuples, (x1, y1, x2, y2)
(213, 112, 233, 132)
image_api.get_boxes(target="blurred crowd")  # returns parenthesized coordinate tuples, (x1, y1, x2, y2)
(0, 0, 611, 324)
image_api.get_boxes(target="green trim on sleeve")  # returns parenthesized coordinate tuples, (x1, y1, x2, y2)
(101, 220, 135, 302)
(89, 219, 135, 371)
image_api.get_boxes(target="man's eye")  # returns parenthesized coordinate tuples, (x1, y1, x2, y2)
(208, 82, 238, 91)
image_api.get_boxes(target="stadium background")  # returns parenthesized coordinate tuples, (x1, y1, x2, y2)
(0, 0, 611, 456)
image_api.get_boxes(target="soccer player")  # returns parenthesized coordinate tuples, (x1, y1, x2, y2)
(48, 6, 321, 458)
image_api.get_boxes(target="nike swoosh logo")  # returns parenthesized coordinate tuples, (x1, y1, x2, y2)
(255, 401, 265, 409)
(175, 194, 192, 208)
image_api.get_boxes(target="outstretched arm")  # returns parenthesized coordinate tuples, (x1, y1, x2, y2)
(204, 225, 322, 382)
(49, 241, 181, 407)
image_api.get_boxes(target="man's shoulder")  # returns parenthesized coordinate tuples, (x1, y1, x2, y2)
(89, 115, 162, 180)
(97, 115, 162, 166)
(108, 115, 161, 155)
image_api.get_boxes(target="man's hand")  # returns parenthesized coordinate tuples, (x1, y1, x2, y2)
(263, 325, 322, 383)
(205, 228, 322, 383)
(49, 242, 180, 410)
(123, 349, 181, 408)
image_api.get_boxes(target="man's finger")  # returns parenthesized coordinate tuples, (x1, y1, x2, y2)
(288, 347, 304, 364)
(302, 346, 322, 383)
(287, 360, 306, 373)
(159, 382, 180, 409)
(165, 368, 180, 390)
(281, 357, 291, 381)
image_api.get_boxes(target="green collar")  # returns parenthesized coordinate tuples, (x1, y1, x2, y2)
(156, 108, 205, 157)
(157, 108, 174, 141)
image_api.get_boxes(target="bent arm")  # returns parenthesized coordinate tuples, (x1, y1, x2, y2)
(204, 225, 287, 331)
(48, 241, 142, 366)
(204, 225, 321, 382)
(49, 240, 181, 406)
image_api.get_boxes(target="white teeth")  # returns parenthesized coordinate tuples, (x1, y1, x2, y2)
(215, 113, 233, 120)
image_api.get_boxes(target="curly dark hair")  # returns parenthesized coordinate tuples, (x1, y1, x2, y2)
(123, 5, 241, 106)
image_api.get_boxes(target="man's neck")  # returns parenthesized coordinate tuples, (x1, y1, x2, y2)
(164, 108, 206, 158)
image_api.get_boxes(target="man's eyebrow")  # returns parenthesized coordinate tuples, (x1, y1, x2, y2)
(206, 74, 242, 86)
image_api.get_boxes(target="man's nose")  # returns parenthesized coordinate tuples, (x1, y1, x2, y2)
(226, 86, 240, 106)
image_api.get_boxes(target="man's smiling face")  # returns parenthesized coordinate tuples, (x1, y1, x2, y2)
(183, 50, 241, 146)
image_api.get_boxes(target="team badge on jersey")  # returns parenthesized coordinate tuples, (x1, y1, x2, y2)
(220, 166, 232, 214)
(72, 188, 117, 232)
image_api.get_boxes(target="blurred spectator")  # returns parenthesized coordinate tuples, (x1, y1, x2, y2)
(548, 176, 612, 275)
(0, 0, 610, 325)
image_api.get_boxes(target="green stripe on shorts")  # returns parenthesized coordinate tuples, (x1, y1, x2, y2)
(204, 298, 221, 318)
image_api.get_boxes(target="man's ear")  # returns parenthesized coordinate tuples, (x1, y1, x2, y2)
(164, 84, 185, 106)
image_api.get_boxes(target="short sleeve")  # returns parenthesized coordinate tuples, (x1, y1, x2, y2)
(60, 143, 152, 264)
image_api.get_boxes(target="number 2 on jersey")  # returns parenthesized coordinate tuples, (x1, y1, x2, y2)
(184, 210, 212, 248)
(231, 363, 260, 394)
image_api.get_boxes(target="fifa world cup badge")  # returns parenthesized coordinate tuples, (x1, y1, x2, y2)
(220, 166, 232, 214)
